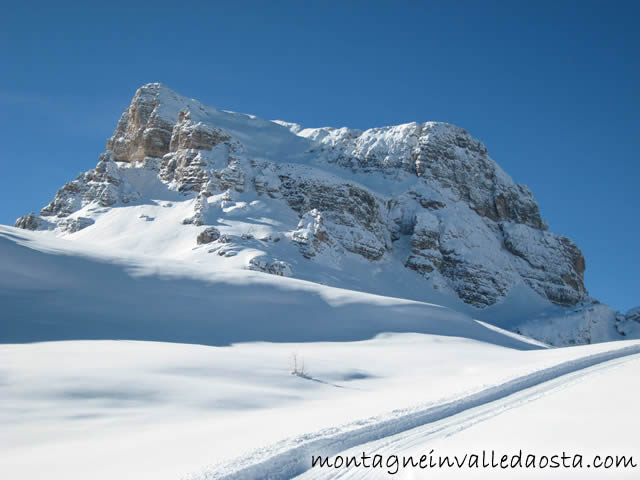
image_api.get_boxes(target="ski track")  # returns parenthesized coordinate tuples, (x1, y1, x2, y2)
(298, 352, 640, 479)
(186, 344, 640, 480)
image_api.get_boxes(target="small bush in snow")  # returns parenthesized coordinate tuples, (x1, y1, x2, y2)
(290, 353, 309, 378)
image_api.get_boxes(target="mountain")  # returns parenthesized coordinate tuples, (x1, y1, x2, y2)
(14, 83, 638, 344)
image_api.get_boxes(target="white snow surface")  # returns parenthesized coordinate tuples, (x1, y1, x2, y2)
(1, 227, 639, 480)
(298, 354, 640, 479)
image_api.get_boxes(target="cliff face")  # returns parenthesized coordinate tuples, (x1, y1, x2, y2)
(16, 83, 587, 310)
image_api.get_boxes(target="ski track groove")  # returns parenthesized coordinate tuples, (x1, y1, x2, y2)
(299, 352, 640, 479)
(187, 344, 640, 480)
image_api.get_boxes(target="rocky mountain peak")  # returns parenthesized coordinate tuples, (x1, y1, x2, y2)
(16, 83, 588, 312)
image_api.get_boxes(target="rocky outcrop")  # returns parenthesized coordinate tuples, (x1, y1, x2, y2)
(38, 151, 138, 220)
(106, 84, 175, 162)
(58, 217, 95, 233)
(169, 111, 230, 151)
(616, 307, 640, 337)
(248, 257, 293, 276)
(626, 307, 640, 324)
(16, 83, 589, 310)
(196, 227, 220, 245)
(14, 212, 45, 231)
(405, 210, 516, 307)
(14, 212, 93, 234)
(502, 223, 586, 306)
(294, 122, 547, 230)
(405, 211, 442, 274)
(160, 112, 238, 194)
(279, 176, 390, 261)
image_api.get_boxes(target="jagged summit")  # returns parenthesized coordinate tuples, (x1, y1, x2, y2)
(16, 83, 631, 344)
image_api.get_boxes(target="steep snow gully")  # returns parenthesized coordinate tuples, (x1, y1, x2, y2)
(188, 344, 640, 480)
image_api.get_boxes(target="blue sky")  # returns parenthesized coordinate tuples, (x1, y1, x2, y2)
(1, 1, 638, 311)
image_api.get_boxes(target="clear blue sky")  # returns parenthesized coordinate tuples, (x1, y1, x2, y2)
(1, 1, 638, 311)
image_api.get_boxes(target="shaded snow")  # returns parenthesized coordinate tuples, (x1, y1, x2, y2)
(0, 226, 531, 348)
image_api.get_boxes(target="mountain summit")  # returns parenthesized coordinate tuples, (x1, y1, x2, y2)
(15, 83, 638, 343)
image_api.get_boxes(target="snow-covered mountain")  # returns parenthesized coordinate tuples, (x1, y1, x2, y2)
(4, 84, 640, 479)
(14, 83, 638, 344)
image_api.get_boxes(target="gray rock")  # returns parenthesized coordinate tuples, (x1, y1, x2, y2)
(59, 217, 95, 233)
(14, 212, 43, 230)
(40, 153, 138, 218)
(169, 111, 230, 151)
(248, 257, 293, 277)
(196, 227, 221, 245)
(107, 83, 174, 162)
(502, 223, 586, 306)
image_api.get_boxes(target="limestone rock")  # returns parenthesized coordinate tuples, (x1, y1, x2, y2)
(107, 83, 174, 162)
(502, 223, 586, 306)
(14, 212, 44, 231)
(169, 111, 230, 151)
(280, 175, 390, 261)
(39, 153, 138, 219)
(248, 257, 293, 277)
(197, 227, 221, 245)
(58, 217, 95, 233)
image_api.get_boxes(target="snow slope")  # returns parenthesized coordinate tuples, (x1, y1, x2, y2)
(1, 227, 639, 480)
(298, 354, 640, 479)
(0, 225, 529, 348)
(190, 346, 640, 480)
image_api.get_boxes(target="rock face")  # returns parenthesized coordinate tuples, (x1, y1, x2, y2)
(297, 121, 547, 231)
(502, 223, 586, 306)
(283, 179, 390, 261)
(107, 87, 175, 162)
(16, 83, 590, 309)
(35, 150, 139, 220)
(14, 212, 44, 231)
(58, 217, 95, 233)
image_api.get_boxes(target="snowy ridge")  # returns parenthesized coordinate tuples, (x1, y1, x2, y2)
(187, 344, 640, 480)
